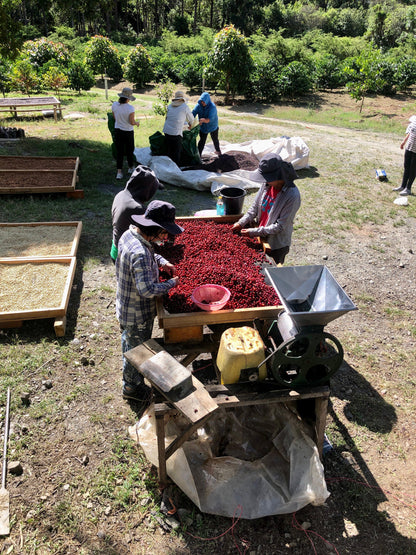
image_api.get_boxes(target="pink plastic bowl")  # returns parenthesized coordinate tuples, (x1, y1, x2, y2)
(191, 284, 231, 312)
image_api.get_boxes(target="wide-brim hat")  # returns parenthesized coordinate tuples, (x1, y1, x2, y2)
(132, 200, 183, 235)
(118, 87, 136, 101)
(172, 90, 186, 102)
(409, 115, 416, 124)
(249, 153, 298, 184)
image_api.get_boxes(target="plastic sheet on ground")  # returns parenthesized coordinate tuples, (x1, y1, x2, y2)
(133, 136, 309, 193)
(130, 403, 329, 519)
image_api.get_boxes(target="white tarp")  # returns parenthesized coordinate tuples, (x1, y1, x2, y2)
(130, 403, 329, 519)
(134, 136, 309, 193)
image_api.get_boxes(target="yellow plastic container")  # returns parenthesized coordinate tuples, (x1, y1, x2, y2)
(216, 326, 267, 384)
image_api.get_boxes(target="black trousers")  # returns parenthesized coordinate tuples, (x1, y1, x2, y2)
(268, 246, 290, 265)
(165, 134, 182, 166)
(198, 127, 220, 155)
(401, 149, 416, 191)
(114, 128, 135, 169)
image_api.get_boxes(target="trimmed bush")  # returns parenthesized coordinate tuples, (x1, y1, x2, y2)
(123, 44, 153, 88)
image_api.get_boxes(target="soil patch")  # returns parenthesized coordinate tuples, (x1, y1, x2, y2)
(183, 150, 259, 173)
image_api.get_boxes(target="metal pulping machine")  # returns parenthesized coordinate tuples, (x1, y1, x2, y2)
(217, 265, 357, 387)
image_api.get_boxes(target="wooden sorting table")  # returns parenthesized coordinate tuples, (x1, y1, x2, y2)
(0, 155, 83, 197)
(126, 339, 330, 488)
(156, 214, 277, 344)
(0, 221, 82, 336)
(0, 96, 62, 121)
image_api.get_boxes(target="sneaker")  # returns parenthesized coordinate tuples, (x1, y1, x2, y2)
(399, 188, 411, 196)
(127, 167, 135, 175)
(122, 384, 152, 402)
(116, 171, 123, 180)
(392, 186, 404, 192)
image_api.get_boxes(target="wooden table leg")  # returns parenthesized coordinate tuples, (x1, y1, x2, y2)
(314, 396, 329, 460)
(155, 412, 168, 487)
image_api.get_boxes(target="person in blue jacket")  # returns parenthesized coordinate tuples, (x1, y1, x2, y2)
(192, 92, 221, 157)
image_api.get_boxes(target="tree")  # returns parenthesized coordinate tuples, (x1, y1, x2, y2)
(42, 65, 69, 93)
(0, 0, 23, 60)
(209, 24, 252, 103)
(84, 35, 122, 80)
(123, 43, 153, 88)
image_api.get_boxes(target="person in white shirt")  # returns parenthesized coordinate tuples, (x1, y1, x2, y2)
(393, 114, 416, 196)
(112, 87, 140, 180)
(162, 90, 194, 166)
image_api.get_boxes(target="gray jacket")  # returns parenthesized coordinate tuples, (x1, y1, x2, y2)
(238, 183, 301, 250)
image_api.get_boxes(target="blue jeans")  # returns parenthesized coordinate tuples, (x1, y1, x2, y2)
(121, 321, 153, 389)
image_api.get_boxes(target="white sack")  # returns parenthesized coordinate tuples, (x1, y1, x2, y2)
(131, 403, 329, 519)
(134, 136, 309, 193)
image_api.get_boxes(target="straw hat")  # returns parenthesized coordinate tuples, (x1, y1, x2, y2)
(118, 87, 136, 101)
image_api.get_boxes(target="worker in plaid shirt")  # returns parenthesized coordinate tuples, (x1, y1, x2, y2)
(116, 200, 183, 402)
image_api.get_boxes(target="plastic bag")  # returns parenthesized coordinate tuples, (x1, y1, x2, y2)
(132, 403, 329, 519)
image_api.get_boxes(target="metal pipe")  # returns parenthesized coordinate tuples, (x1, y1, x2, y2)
(2, 388, 11, 490)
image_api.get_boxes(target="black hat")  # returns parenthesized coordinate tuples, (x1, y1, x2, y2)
(249, 153, 298, 185)
(132, 200, 183, 235)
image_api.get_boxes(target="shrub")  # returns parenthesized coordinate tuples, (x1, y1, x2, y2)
(277, 61, 313, 98)
(123, 44, 153, 88)
(11, 59, 39, 94)
(23, 38, 70, 69)
(67, 61, 95, 93)
(393, 57, 416, 92)
(178, 55, 205, 90)
(152, 51, 181, 83)
(0, 60, 12, 96)
(247, 59, 281, 102)
(42, 66, 68, 93)
(85, 35, 122, 80)
(153, 81, 175, 116)
(313, 53, 345, 90)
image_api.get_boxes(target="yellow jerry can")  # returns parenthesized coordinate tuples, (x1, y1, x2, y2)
(216, 326, 267, 384)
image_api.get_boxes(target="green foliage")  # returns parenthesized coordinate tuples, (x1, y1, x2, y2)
(277, 60, 314, 98)
(0, 1, 23, 60)
(152, 51, 182, 83)
(11, 58, 40, 94)
(23, 38, 70, 69)
(0, 59, 12, 96)
(210, 24, 253, 101)
(153, 81, 175, 116)
(177, 54, 206, 90)
(246, 59, 281, 102)
(84, 35, 122, 81)
(42, 65, 68, 93)
(313, 53, 346, 90)
(123, 44, 153, 88)
(67, 61, 95, 93)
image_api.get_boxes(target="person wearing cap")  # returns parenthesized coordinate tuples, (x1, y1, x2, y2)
(192, 92, 221, 157)
(232, 153, 301, 265)
(112, 87, 141, 180)
(394, 115, 416, 196)
(162, 90, 194, 166)
(110, 164, 163, 262)
(116, 200, 183, 401)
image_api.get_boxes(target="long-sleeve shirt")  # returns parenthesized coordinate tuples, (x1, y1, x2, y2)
(238, 183, 301, 250)
(116, 226, 175, 327)
(163, 102, 194, 136)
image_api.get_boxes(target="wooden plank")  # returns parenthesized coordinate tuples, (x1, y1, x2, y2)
(314, 396, 329, 460)
(125, 341, 219, 424)
(0, 488, 9, 536)
(164, 325, 203, 343)
(54, 315, 66, 337)
(157, 297, 281, 329)
(140, 351, 194, 402)
(0, 221, 82, 259)
(0, 257, 76, 322)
